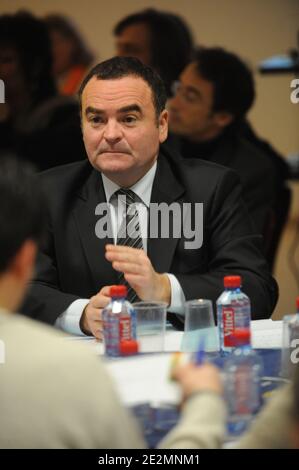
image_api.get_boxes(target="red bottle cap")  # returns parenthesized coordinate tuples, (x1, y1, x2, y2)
(224, 275, 242, 288)
(119, 340, 139, 356)
(296, 296, 299, 312)
(230, 328, 251, 347)
(110, 285, 127, 298)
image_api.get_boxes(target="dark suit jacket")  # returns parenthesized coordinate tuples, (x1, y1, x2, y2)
(165, 131, 277, 235)
(22, 150, 278, 327)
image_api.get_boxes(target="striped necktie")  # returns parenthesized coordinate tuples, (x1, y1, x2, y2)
(113, 188, 144, 303)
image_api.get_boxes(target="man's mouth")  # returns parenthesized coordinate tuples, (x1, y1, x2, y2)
(98, 150, 130, 156)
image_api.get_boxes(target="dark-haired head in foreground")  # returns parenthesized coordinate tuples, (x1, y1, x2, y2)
(0, 155, 45, 312)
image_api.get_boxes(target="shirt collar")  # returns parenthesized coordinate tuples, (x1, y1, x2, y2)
(101, 161, 157, 208)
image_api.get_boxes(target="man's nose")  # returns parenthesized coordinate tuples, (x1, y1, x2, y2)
(168, 94, 181, 112)
(103, 120, 123, 144)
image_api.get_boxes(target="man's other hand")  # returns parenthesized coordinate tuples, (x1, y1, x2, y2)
(105, 244, 171, 305)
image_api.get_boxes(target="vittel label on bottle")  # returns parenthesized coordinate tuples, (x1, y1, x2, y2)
(223, 307, 235, 346)
(119, 315, 131, 341)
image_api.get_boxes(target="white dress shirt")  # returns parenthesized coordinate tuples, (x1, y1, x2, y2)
(56, 161, 185, 335)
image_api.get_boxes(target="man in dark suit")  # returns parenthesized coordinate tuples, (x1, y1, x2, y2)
(23, 56, 278, 338)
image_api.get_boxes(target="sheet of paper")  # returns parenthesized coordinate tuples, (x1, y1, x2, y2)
(65, 319, 284, 407)
(105, 353, 182, 406)
(251, 320, 282, 349)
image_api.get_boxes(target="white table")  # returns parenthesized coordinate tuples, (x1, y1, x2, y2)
(66, 319, 283, 406)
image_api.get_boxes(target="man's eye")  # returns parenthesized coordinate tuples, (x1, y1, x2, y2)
(123, 115, 137, 124)
(89, 116, 103, 124)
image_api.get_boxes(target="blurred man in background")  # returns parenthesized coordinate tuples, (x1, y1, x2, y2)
(114, 8, 195, 96)
(45, 13, 94, 96)
(167, 47, 289, 267)
(0, 11, 85, 170)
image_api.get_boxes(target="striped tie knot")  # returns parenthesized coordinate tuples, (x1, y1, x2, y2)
(112, 188, 141, 211)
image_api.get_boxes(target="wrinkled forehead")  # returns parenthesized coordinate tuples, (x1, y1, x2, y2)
(81, 75, 155, 113)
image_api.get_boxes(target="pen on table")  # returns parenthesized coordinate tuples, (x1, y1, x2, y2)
(194, 336, 206, 365)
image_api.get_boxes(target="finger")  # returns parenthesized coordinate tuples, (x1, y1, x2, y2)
(106, 244, 132, 252)
(106, 244, 144, 256)
(105, 243, 115, 251)
(173, 363, 194, 381)
(93, 327, 103, 341)
(124, 273, 146, 286)
(98, 285, 112, 298)
(87, 306, 103, 321)
(105, 248, 144, 264)
(112, 261, 144, 275)
(90, 294, 110, 309)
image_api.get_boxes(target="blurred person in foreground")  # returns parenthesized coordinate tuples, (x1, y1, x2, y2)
(0, 154, 144, 449)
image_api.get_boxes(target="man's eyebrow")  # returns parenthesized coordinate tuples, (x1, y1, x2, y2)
(85, 105, 142, 116)
(118, 104, 142, 114)
(85, 106, 104, 116)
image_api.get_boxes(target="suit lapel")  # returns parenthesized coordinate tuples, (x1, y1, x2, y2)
(73, 169, 117, 292)
(148, 152, 185, 273)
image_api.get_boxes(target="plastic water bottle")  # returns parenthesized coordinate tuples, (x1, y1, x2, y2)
(102, 285, 137, 357)
(217, 275, 251, 355)
(224, 329, 263, 435)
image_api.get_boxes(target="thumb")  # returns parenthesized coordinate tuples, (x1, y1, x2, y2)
(98, 285, 113, 297)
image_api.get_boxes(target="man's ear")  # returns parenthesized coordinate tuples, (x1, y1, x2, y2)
(213, 111, 234, 130)
(10, 240, 37, 283)
(158, 109, 169, 143)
